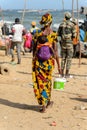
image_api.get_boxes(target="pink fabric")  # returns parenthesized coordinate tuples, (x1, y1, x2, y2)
(0, 38, 10, 46)
(24, 33, 32, 48)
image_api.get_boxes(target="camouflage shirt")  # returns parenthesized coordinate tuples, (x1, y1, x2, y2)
(58, 20, 76, 43)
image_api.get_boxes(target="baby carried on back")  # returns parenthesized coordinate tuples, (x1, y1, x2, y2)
(36, 35, 54, 61)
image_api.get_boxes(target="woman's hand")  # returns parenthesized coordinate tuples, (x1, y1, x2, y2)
(32, 56, 36, 60)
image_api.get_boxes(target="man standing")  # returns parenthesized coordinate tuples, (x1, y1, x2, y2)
(10, 18, 26, 64)
(30, 21, 39, 35)
(1, 23, 9, 36)
(58, 12, 76, 77)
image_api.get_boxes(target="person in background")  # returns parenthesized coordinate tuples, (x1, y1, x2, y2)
(84, 14, 87, 32)
(79, 24, 85, 42)
(10, 18, 26, 64)
(30, 21, 39, 35)
(58, 12, 76, 77)
(23, 31, 32, 52)
(32, 13, 61, 113)
(82, 23, 87, 57)
(0, 22, 3, 37)
(75, 24, 86, 57)
(1, 23, 9, 36)
(21, 39, 25, 55)
(71, 18, 79, 58)
(1, 23, 10, 56)
(30, 21, 40, 52)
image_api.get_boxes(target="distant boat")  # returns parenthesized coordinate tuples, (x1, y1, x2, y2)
(17, 10, 38, 13)
(17, 9, 57, 13)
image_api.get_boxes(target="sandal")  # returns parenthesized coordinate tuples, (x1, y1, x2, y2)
(46, 101, 54, 108)
(39, 106, 46, 113)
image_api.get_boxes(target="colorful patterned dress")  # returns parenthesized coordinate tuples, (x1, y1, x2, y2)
(32, 30, 58, 106)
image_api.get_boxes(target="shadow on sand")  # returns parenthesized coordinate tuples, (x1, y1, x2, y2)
(70, 97, 87, 102)
(0, 98, 40, 113)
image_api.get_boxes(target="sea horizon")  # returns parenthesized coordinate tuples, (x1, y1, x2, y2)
(0, 9, 86, 31)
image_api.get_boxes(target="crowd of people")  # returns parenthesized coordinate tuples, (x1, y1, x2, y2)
(0, 18, 40, 62)
(0, 11, 87, 112)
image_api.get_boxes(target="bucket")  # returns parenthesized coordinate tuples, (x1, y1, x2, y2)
(53, 78, 66, 90)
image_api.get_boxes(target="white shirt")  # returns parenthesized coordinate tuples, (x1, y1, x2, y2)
(12, 24, 25, 42)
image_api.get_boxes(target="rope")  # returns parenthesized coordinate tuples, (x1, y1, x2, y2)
(21, 0, 27, 24)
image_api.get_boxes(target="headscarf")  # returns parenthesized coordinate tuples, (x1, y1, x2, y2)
(31, 21, 36, 26)
(40, 13, 52, 26)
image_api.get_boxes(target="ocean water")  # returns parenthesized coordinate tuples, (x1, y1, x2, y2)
(0, 10, 86, 31)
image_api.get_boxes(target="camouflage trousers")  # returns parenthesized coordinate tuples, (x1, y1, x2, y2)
(61, 47, 73, 70)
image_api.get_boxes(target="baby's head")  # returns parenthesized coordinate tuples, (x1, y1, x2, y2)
(37, 35, 48, 44)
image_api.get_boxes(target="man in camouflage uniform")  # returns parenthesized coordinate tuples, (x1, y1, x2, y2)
(58, 12, 76, 77)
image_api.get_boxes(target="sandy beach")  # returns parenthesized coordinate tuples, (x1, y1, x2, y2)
(0, 50, 87, 130)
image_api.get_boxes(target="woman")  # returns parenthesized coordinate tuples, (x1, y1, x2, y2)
(23, 31, 32, 52)
(32, 13, 61, 112)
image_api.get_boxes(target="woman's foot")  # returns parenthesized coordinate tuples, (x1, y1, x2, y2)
(46, 101, 54, 108)
(39, 105, 46, 113)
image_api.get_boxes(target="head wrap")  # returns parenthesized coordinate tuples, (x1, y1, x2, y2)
(31, 21, 36, 26)
(40, 13, 52, 26)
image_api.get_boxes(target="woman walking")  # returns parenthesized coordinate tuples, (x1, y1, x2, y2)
(32, 13, 61, 113)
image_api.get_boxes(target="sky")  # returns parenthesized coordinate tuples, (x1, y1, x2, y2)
(0, 0, 87, 10)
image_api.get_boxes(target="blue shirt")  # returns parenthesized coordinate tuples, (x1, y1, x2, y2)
(80, 29, 85, 42)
